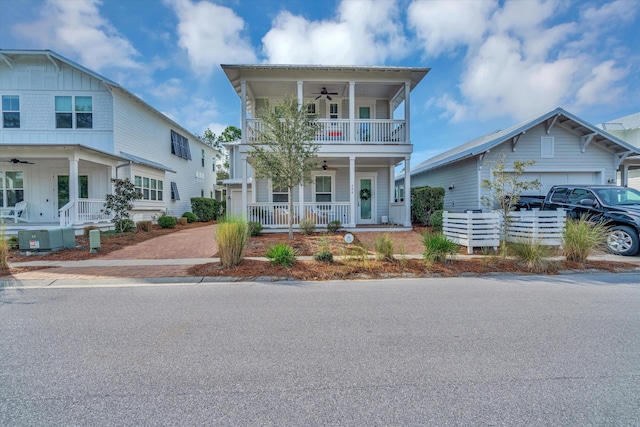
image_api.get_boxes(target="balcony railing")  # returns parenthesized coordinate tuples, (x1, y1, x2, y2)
(248, 202, 350, 228)
(246, 119, 406, 144)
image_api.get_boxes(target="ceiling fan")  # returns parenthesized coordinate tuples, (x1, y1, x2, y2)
(321, 160, 338, 171)
(2, 158, 35, 165)
(313, 87, 339, 100)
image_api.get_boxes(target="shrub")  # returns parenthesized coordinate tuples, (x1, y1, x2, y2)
(265, 243, 297, 268)
(563, 216, 608, 263)
(114, 219, 135, 233)
(248, 221, 263, 237)
(136, 220, 153, 232)
(102, 178, 141, 234)
(182, 212, 198, 223)
(0, 229, 8, 270)
(422, 232, 458, 264)
(429, 210, 444, 232)
(374, 233, 394, 261)
(411, 186, 445, 226)
(216, 217, 248, 268)
(327, 220, 341, 233)
(157, 215, 177, 229)
(313, 251, 334, 263)
(177, 217, 188, 226)
(299, 218, 315, 235)
(190, 197, 225, 222)
(7, 235, 19, 250)
(508, 238, 555, 272)
(83, 225, 99, 237)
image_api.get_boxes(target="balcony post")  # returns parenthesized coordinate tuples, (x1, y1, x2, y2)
(404, 81, 411, 144)
(349, 81, 355, 143)
(297, 80, 303, 106)
(349, 156, 356, 227)
(241, 80, 247, 144)
(404, 156, 411, 227)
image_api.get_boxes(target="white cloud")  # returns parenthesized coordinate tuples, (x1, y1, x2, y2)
(166, 0, 257, 75)
(407, 0, 497, 57)
(12, 0, 140, 71)
(262, 0, 407, 65)
(164, 96, 221, 136)
(149, 78, 185, 100)
(575, 60, 629, 106)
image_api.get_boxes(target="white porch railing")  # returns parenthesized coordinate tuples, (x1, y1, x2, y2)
(247, 202, 350, 228)
(246, 118, 407, 144)
(59, 199, 111, 226)
(443, 209, 567, 254)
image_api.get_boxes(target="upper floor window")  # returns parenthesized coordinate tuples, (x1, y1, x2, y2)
(55, 96, 92, 129)
(329, 102, 339, 119)
(171, 130, 192, 160)
(201, 149, 205, 167)
(307, 103, 317, 117)
(2, 95, 20, 128)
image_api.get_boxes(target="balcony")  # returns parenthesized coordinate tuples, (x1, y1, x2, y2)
(246, 119, 407, 144)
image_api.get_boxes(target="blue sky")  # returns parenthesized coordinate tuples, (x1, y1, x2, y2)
(2, 0, 639, 166)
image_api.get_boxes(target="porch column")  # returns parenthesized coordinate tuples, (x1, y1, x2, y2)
(621, 165, 629, 186)
(389, 165, 395, 204)
(297, 80, 303, 106)
(241, 154, 248, 220)
(69, 156, 79, 225)
(298, 183, 304, 223)
(404, 82, 411, 143)
(349, 156, 356, 227)
(349, 81, 355, 143)
(240, 80, 247, 144)
(404, 156, 411, 227)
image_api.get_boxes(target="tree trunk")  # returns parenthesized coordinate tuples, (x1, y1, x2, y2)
(288, 187, 294, 240)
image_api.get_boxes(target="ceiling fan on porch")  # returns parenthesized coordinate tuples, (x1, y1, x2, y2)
(313, 87, 339, 100)
(321, 160, 338, 171)
(2, 158, 35, 165)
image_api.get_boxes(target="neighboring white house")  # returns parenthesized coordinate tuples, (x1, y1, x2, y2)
(405, 108, 640, 212)
(598, 112, 640, 189)
(220, 64, 430, 229)
(0, 49, 217, 231)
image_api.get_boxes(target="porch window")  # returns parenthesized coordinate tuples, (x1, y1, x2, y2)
(272, 185, 288, 203)
(0, 171, 24, 207)
(171, 130, 192, 160)
(170, 181, 180, 200)
(329, 102, 339, 119)
(307, 103, 317, 117)
(135, 175, 164, 201)
(315, 175, 332, 203)
(55, 96, 92, 129)
(2, 95, 20, 128)
(395, 185, 404, 202)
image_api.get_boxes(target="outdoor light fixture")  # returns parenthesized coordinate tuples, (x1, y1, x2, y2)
(448, 184, 455, 190)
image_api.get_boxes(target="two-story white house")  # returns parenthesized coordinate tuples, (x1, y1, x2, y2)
(0, 49, 217, 233)
(221, 64, 429, 230)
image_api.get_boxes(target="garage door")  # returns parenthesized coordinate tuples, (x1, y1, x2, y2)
(521, 172, 599, 195)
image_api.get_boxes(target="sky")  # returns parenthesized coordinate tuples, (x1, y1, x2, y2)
(1, 0, 639, 167)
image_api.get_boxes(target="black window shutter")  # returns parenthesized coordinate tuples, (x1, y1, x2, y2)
(170, 181, 180, 200)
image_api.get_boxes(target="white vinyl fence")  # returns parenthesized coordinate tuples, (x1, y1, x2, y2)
(443, 209, 566, 254)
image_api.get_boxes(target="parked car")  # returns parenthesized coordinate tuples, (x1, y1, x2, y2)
(542, 185, 640, 256)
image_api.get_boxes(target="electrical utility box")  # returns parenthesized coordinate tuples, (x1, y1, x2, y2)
(18, 227, 76, 252)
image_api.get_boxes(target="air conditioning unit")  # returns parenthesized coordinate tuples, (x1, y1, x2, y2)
(18, 227, 76, 251)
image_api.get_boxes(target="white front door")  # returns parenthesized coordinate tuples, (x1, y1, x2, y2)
(356, 173, 376, 224)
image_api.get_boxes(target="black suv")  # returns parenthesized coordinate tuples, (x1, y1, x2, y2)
(542, 185, 640, 256)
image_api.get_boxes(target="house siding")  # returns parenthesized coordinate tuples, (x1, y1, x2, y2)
(412, 157, 478, 212)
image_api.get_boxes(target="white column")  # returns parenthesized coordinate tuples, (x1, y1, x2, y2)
(404, 157, 411, 227)
(240, 81, 247, 144)
(349, 81, 355, 143)
(241, 154, 248, 220)
(298, 183, 304, 221)
(349, 156, 356, 227)
(389, 165, 395, 204)
(297, 80, 304, 106)
(404, 81, 411, 144)
(621, 165, 629, 186)
(69, 156, 79, 225)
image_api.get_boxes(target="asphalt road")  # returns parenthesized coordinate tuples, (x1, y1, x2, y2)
(2, 274, 640, 426)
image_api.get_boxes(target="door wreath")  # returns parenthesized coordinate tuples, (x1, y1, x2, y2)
(359, 188, 371, 201)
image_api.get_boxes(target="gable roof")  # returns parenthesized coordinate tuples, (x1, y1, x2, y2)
(411, 107, 640, 176)
(0, 49, 209, 150)
(599, 111, 640, 131)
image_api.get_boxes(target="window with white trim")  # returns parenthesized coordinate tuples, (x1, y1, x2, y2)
(307, 102, 317, 117)
(55, 96, 92, 129)
(0, 170, 24, 207)
(395, 185, 404, 202)
(541, 136, 554, 158)
(272, 184, 288, 203)
(329, 102, 339, 119)
(171, 130, 192, 160)
(315, 175, 332, 203)
(134, 175, 163, 201)
(2, 95, 20, 128)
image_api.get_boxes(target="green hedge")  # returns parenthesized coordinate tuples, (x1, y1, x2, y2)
(190, 197, 225, 222)
(411, 186, 445, 226)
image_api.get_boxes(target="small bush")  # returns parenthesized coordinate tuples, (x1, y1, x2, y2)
(374, 233, 394, 261)
(157, 215, 177, 229)
(248, 221, 263, 237)
(422, 232, 458, 264)
(327, 220, 341, 233)
(83, 225, 99, 237)
(0, 229, 8, 270)
(563, 216, 608, 263)
(508, 238, 555, 272)
(313, 251, 334, 263)
(7, 235, 19, 250)
(136, 220, 153, 232)
(114, 219, 135, 233)
(182, 212, 198, 223)
(177, 217, 188, 226)
(265, 243, 297, 268)
(299, 218, 316, 235)
(191, 197, 224, 221)
(429, 210, 444, 232)
(216, 217, 248, 268)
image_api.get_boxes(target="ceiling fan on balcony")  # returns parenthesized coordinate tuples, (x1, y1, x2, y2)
(313, 87, 339, 100)
(2, 158, 35, 165)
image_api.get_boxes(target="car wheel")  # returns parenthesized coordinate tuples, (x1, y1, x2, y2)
(607, 225, 640, 256)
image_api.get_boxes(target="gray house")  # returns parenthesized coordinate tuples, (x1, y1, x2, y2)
(406, 108, 640, 212)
